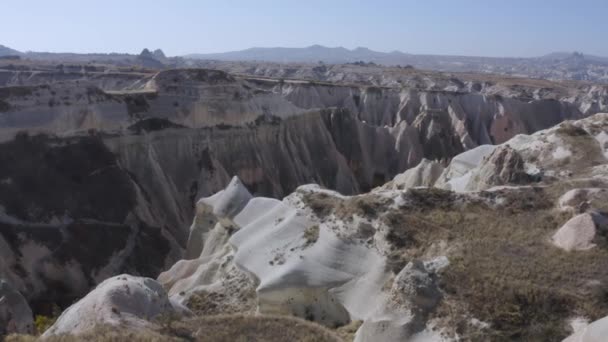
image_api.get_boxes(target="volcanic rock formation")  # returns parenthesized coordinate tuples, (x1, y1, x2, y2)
(1, 61, 608, 341)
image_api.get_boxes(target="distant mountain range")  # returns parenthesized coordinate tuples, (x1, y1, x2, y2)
(184, 45, 608, 82)
(186, 45, 608, 66)
(186, 45, 417, 64)
(3, 43, 608, 82)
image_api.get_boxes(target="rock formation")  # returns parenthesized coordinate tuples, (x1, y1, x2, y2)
(0, 279, 34, 336)
(42, 274, 185, 337)
(1, 59, 608, 340)
(150, 112, 608, 341)
(0, 109, 606, 340)
(433, 113, 608, 192)
(381, 158, 445, 190)
(552, 213, 600, 251)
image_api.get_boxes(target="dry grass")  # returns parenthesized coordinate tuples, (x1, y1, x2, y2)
(380, 186, 608, 341)
(552, 123, 607, 177)
(301, 191, 338, 218)
(556, 123, 589, 137)
(186, 286, 255, 316)
(187, 291, 232, 316)
(7, 314, 344, 342)
(176, 314, 344, 342)
(335, 320, 363, 342)
(296, 184, 608, 340)
(6, 327, 177, 342)
(301, 191, 393, 221)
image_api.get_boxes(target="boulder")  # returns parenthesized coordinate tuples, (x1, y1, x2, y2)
(0, 279, 33, 336)
(391, 261, 441, 312)
(552, 213, 602, 251)
(42, 274, 185, 337)
(355, 261, 443, 342)
(465, 145, 530, 191)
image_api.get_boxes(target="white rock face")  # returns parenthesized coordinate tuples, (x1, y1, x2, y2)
(230, 189, 385, 327)
(563, 315, 608, 342)
(42, 274, 182, 337)
(158, 177, 257, 314)
(552, 213, 599, 251)
(435, 145, 496, 191)
(382, 159, 444, 190)
(160, 178, 451, 341)
(463, 145, 529, 191)
(436, 113, 608, 192)
(154, 110, 608, 339)
(184, 176, 252, 259)
(0, 279, 33, 335)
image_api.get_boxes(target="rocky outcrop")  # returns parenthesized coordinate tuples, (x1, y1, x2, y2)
(156, 114, 608, 340)
(434, 113, 608, 192)
(8, 113, 603, 341)
(159, 178, 450, 341)
(0, 279, 33, 336)
(381, 158, 444, 190)
(103, 110, 360, 237)
(464, 145, 530, 191)
(157, 177, 259, 316)
(136, 49, 164, 69)
(2, 63, 608, 339)
(0, 67, 595, 148)
(433, 144, 497, 191)
(42, 274, 185, 337)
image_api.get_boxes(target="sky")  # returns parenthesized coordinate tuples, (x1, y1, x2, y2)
(2, 0, 608, 58)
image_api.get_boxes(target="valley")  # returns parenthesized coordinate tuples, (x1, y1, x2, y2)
(0, 57, 607, 341)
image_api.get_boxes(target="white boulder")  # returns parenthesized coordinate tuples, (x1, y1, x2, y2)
(42, 274, 184, 337)
(552, 213, 602, 251)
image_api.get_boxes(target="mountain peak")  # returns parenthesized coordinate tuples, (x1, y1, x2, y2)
(0, 44, 23, 57)
(140, 48, 153, 57)
(153, 49, 166, 59)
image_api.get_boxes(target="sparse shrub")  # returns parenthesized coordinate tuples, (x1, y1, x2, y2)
(34, 315, 55, 335)
(301, 192, 337, 218)
(303, 225, 320, 246)
(156, 311, 181, 335)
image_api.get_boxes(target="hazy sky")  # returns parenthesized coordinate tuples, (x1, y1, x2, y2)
(3, 0, 608, 57)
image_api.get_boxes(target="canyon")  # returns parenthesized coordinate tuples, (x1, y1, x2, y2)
(1, 58, 608, 341)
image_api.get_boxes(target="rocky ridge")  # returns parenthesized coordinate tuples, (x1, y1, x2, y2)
(1, 63, 608, 340)
(14, 112, 604, 341)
